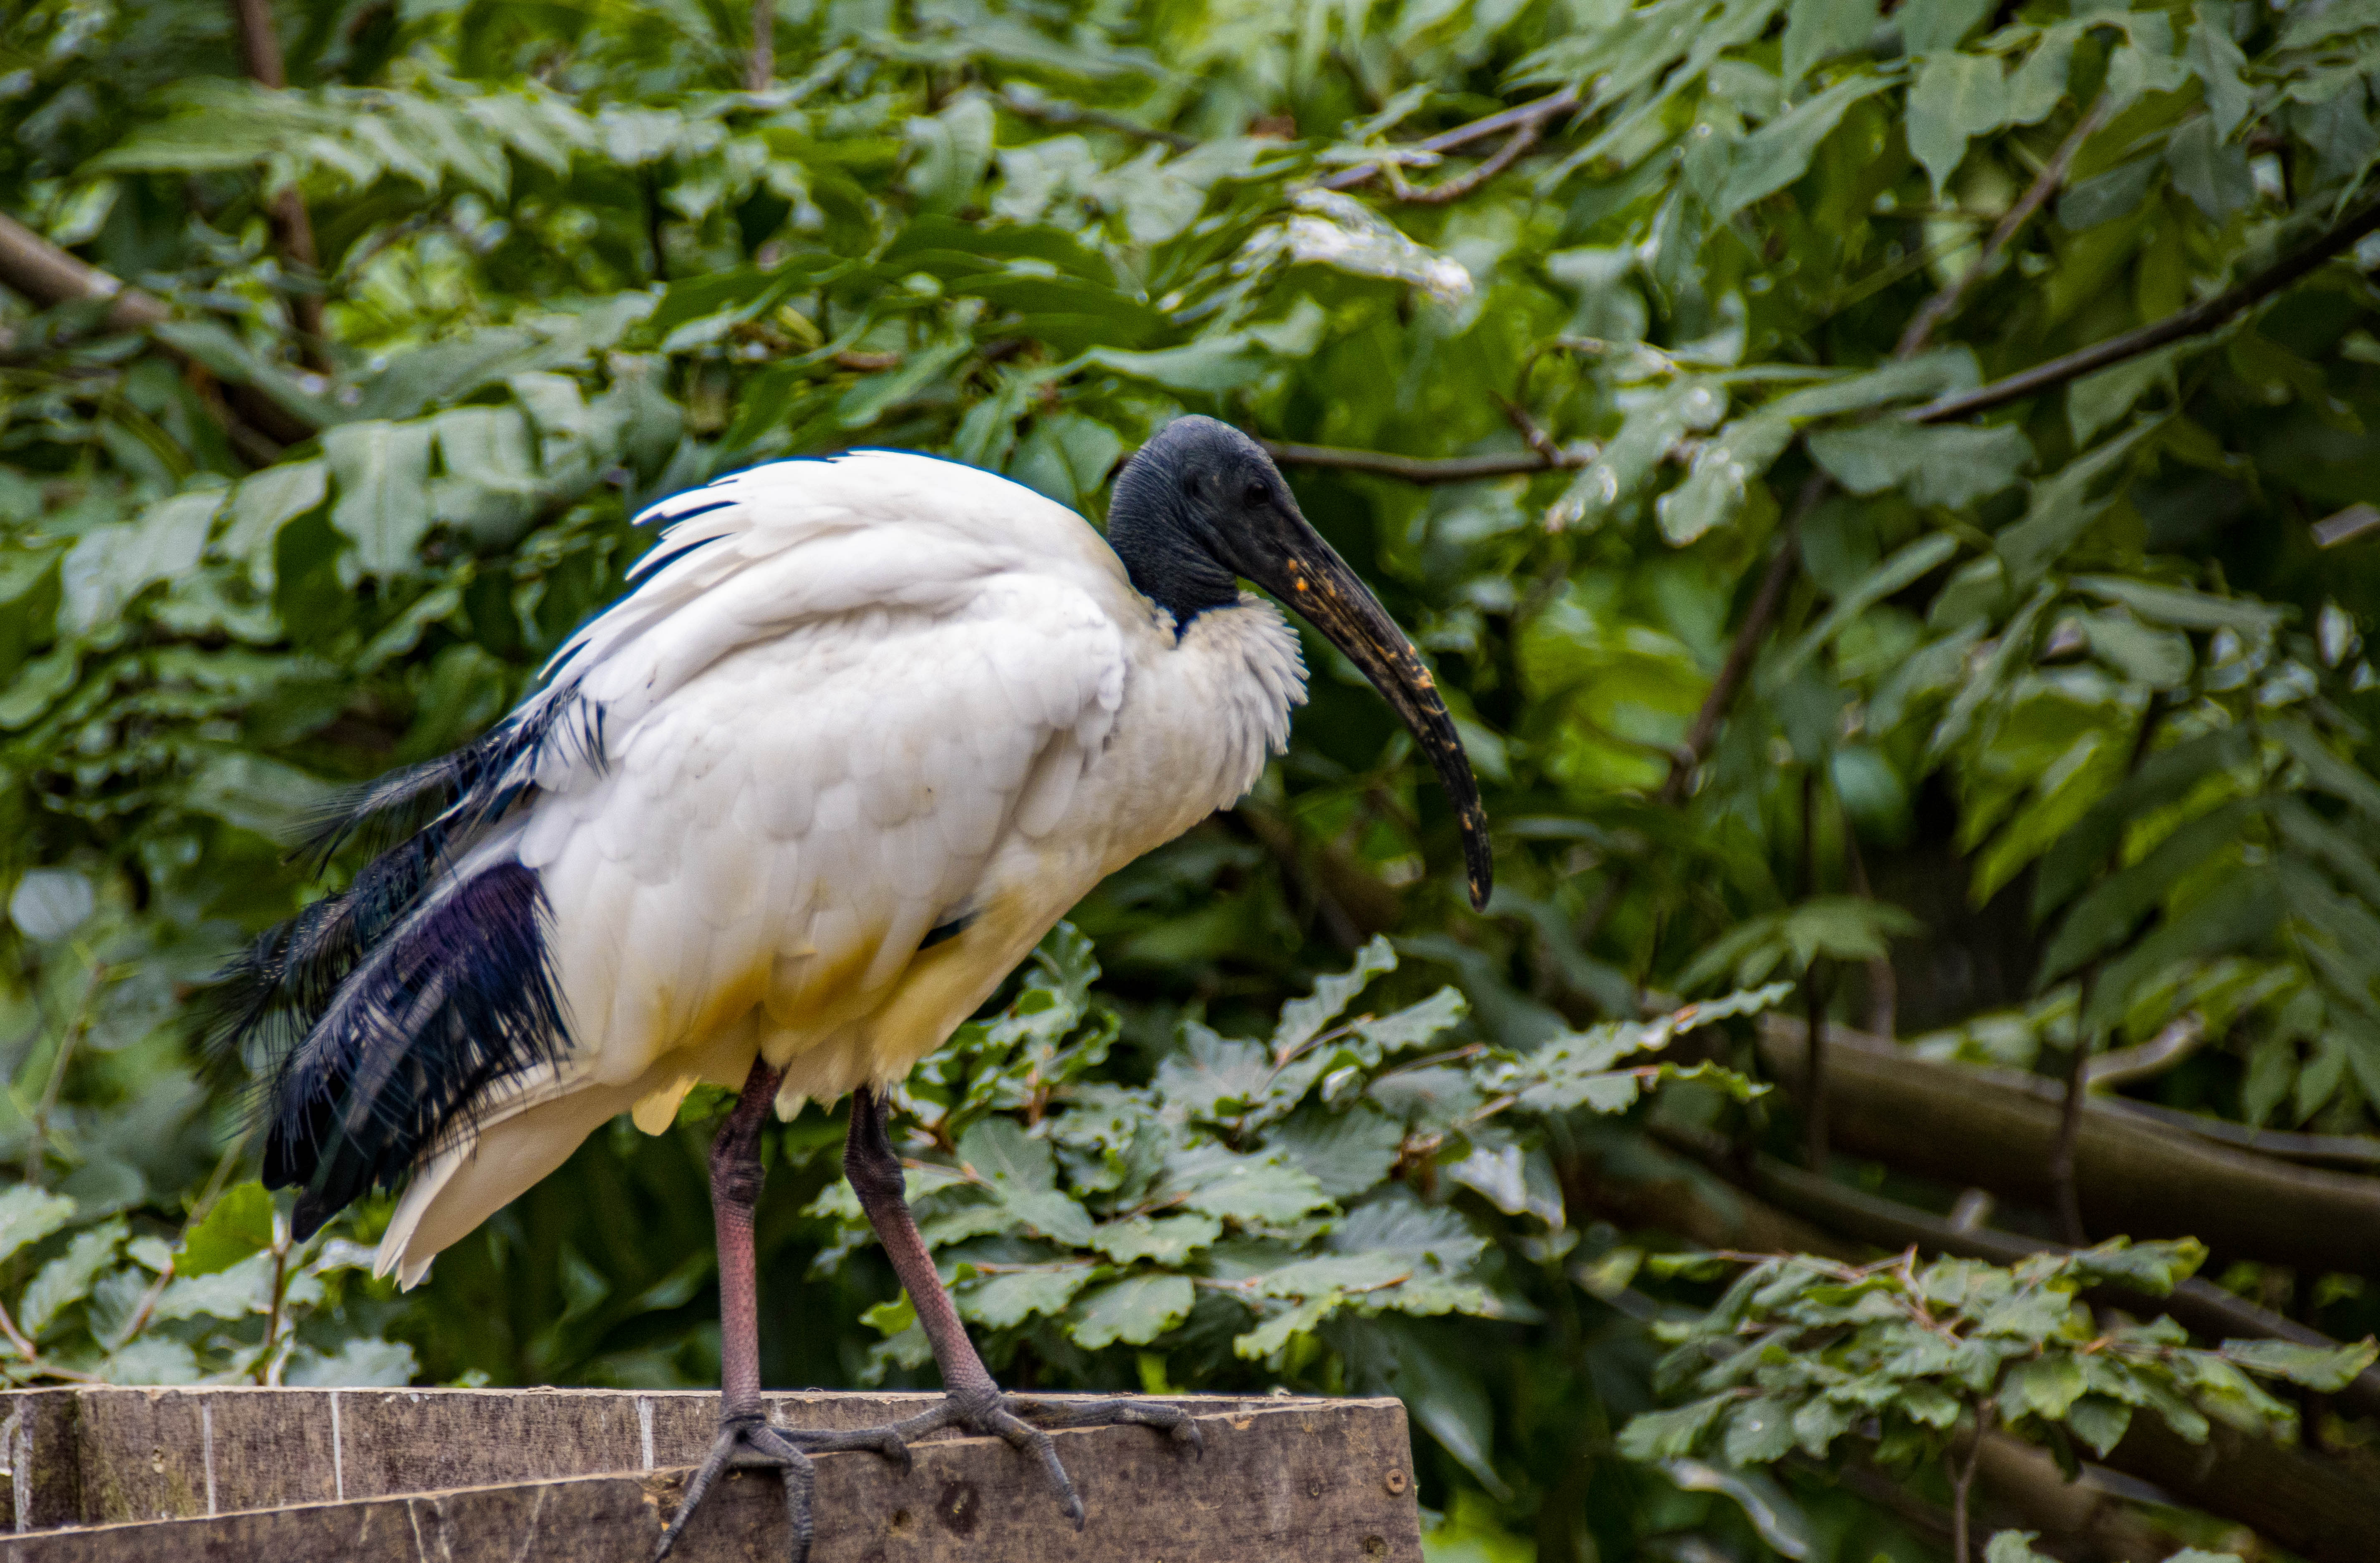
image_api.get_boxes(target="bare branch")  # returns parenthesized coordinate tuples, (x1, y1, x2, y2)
(1261, 438, 1586, 483)
(1380, 114, 1549, 205)
(1322, 86, 1581, 196)
(1896, 94, 2113, 360)
(229, 0, 329, 368)
(1914, 195, 2380, 424)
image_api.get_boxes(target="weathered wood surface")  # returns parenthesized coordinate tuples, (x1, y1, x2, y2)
(0, 1388, 1422, 1561)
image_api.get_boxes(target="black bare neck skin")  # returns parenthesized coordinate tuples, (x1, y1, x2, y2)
(1106, 444, 1240, 630)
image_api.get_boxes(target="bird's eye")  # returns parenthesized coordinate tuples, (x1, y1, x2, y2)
(1244, 482, 1269, 508)
(1182, 475, 1201, 497)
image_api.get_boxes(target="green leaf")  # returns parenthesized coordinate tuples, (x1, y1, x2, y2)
(1907, 51, 2008, 197)
(177, 1182, 277, 1279)
(1714, 76, 1894, 220)
(2218, 1337, 2379, 1392)
(1086, 1213, 1223, 1265)
(961, 1266, 1094, 1329)
(2059, 157, 2160, 230)
(1809, 420, 2031, 508)
(2065, 1394, 2133, 1455)
(1777, 532, 1959, 679)
(1619, 1393, 1733, 1460)
(2185, 13, 2251, 140)
(324, 419, 438, 577)
(0, 1185, 79, 1267)
(1721, 1395, 1800, 1465)
(1271, 935, 1399, 1057)
(1164, 1145, 1334, 1226)
(2037, 800, 2257, 985)
(21, 1219, 125, 1339)
(1067, 1274, 1193, 1349)
(1782, 0, 1881, 82)
(2070, 576, 2284, 635)
(1997, 419, 2162, 589)
(1896, 0, 1989, 53)
(1657, 415, 1794, 544)
(1985, 1534, 2057, 1563)
(2167, 116, 2252, 223)
(2007, 1355, 2086, 1420)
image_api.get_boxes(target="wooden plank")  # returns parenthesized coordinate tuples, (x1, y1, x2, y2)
(0, 1393, 1420, 1562)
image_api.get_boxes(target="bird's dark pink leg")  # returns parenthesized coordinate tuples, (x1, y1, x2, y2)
(655, 1059, 905, 1563)
(839, 1085, 1200, 1527)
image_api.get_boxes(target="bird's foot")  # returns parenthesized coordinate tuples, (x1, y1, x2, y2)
(871, 1387, 1204, 1529)
(653, 1409, 911, 1563)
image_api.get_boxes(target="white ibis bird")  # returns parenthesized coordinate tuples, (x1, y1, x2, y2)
(214, 415, 1491, 1559)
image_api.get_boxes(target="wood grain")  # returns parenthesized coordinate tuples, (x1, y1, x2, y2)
(0, 1389, 1421, 1561)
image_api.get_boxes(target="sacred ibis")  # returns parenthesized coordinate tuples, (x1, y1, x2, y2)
(212, 415, 1491, 1559)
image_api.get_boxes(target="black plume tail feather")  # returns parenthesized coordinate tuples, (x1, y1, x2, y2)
(201, 697, 597, 1240)
(266, 861, 569, 1239)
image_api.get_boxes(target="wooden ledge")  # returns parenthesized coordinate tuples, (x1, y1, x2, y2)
(0, 1388, 1422, 1561)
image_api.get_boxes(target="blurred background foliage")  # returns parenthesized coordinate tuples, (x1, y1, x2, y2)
(3, 0, 2380, 1557)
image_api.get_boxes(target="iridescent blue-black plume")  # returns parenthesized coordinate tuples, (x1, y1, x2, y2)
(199, 690, 596, 1239)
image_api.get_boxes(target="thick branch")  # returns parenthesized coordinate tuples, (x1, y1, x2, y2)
(1914, 196, 2380, 424)
(0, 209, 311, 451)
(0, 210, 169, 332)
(1753, 1019, 2380, 1281)
(1261, 438, 1583, 483)
(1897, 95, 2113, 360)
(1322, 87, 1581, 195)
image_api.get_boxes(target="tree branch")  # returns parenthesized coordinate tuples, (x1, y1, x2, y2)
(1896, 94, 2113, 360)
(1913, 196, 2380, 424)
(0, 209, 310, 453)
(229, 0, 329, 369)
(1261, 438, 1585, 483)
(1752, 1018, 2380, 1283)
(1000, 88, 1197, 151)
(1322, 87, 1581, 195)
(746, 0, 773, 91)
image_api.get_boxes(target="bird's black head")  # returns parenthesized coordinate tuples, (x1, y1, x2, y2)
(1106, 415, 1493, 910)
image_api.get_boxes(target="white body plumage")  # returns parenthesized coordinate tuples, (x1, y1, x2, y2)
(374, 453, 1307, 1286)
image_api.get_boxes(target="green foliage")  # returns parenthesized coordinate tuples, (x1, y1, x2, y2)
(810, 931, 1774, 1377)
(0, 1177, 411, 1387)
(1624, 1243, 2376, 1474)
(3, 0, 2379, 1555)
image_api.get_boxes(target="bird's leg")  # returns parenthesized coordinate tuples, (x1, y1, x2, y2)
(656, 1058, 904, 1563)
(839, 1085, 1200, 1527)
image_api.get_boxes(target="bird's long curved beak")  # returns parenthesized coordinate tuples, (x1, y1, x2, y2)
(1267, 534, 1493, 911)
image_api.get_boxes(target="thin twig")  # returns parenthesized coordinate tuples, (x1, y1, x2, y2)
(746, 0, 773, 91)
(1662, 473, 1829, 805)
(1261, 438, 1586, 483)
(1896, 94, 2113, 360)
(1382, 115, 1550, 205)
(1323, 87, 1582, 194)
(229, 0, 329, 369)
(1000, 88, 1196, 151)
(1914, 196, 2380, 423)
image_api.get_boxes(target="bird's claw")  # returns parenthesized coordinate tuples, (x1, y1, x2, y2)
(867, 1390, 1203, 1530)
(656, 1409, 914, 1563)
